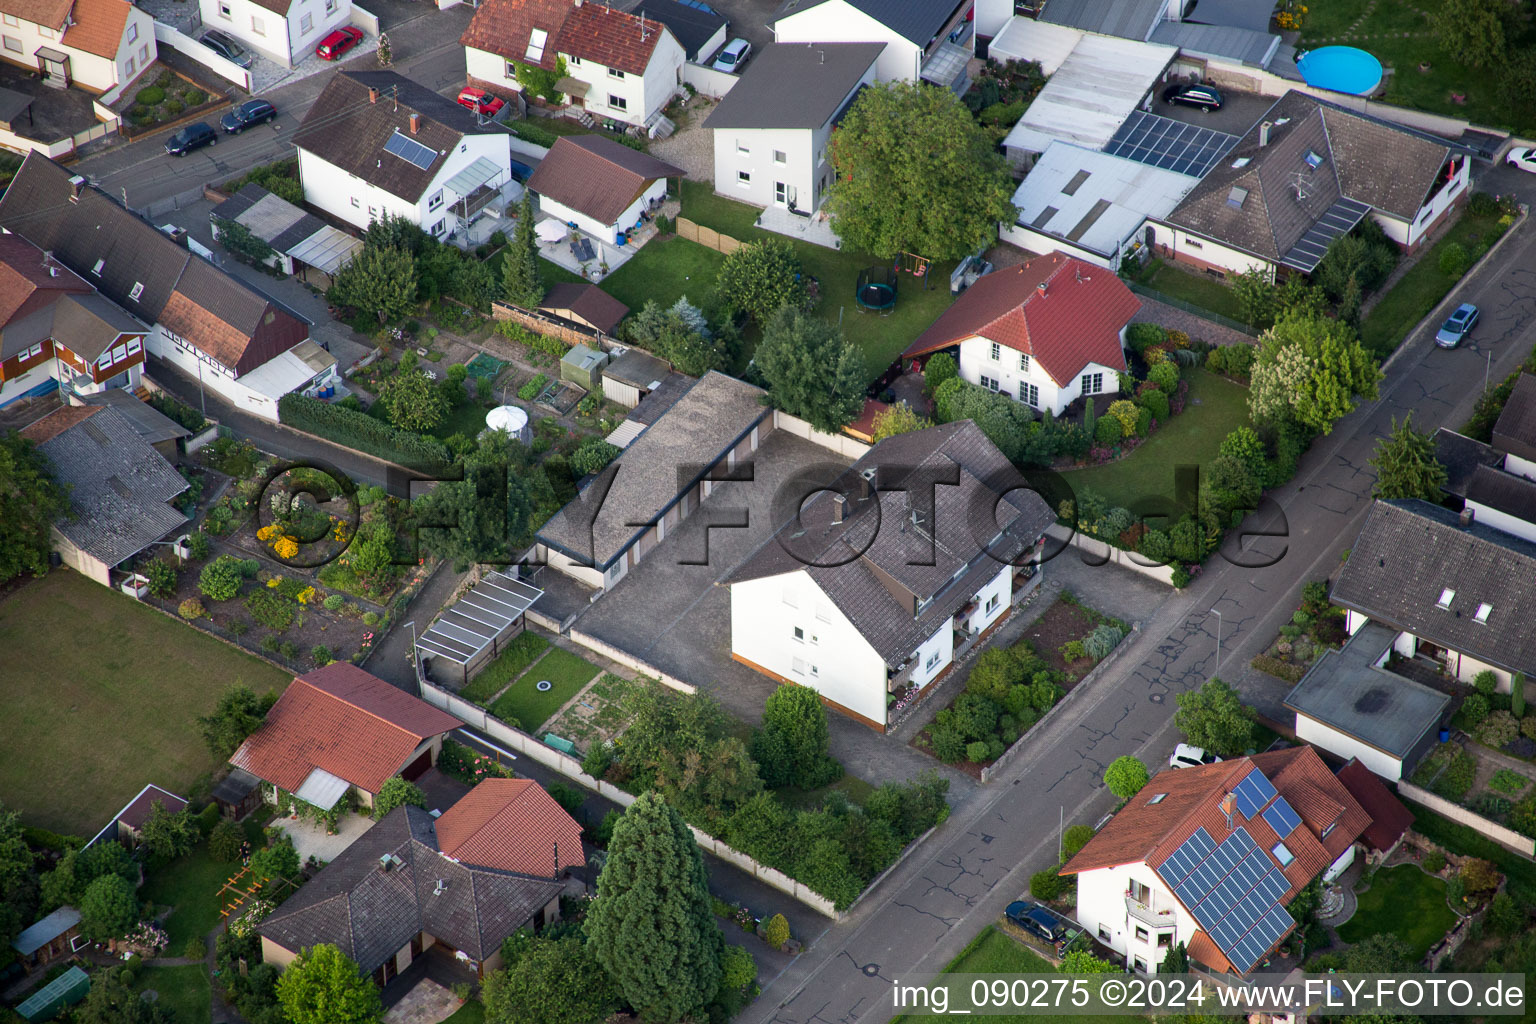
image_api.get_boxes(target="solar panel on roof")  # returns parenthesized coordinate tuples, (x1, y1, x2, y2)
(384, 131, 437, 171)
(1102, 111, 1240, 179)
(1232, 768, 1278, 818)
(1262, 796, 1302, 838)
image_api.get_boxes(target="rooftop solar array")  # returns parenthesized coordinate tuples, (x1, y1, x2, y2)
(1232, 767, 1279, 818)
(1279, 196, 1371, 272)
(1155, 825, 1296, 974)
(1262, 796, 1302, 839)
(1103, 111, 1240, 179)
(384, 131, 437, 171)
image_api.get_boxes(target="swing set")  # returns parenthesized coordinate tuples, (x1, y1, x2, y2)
(896, 251, 934, 289)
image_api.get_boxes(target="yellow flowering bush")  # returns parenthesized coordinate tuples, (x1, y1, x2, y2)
(256, 524, 280, 541)
(296, 586, 316, 605)
(273, 536, 299, 560)
(266, 577, 282, 589)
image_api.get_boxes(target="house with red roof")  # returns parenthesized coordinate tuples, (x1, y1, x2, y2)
(902, 251, 1139, 418)
(230, 663, 462, 814)
(1060, 747, 1370, 976)
(434, 778, 584, 877)
(461, 0, 685, 131)
(0, 0, 156, 95)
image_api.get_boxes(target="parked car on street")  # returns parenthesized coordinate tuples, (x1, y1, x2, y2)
(165, 122, 217, 156)
(457, 87, 506, 116)
(1005, 901, 1069, 944)
(315, 26, 364, 60)
(1506, 147, 1536, 175)
(1161, 82, 1223, 111)
(199, 29, 253, 68)
(1170, 743, 1222, 769)
(219, 99, 277, 134)
(1434, 302, 1479, 348)
(712, 37, 751, 73)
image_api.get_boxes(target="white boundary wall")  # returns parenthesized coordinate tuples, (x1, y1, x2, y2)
(1045, 523, 1177, 586)
(152, 22, 254, 91)
(773, 410, 871, 459)
(1397, 781, 1536, 855)
(682, 63, 739, 99)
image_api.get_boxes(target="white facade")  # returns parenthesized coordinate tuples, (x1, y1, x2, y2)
(1343, 609, 1514, 693)
(0, 1, 154, 93)
(1294, 713, 1405, 780)
(1506, 453, 1536, 482)
(1145, 219, 1275, 280)
(199, 0, 352, 68)
(1465, 497, 1536, 544)
(297, 132, 512, 237)
(973, 0, 1014, 38)
(1383, 159, 1469, 251)
(773, 1, 924, 82)
(1073, 863, 1195, 974)
(464, 28, 684, 128)
(538, 176, 666, 243)
(144, 325, 333, 421)
(956, 334, 1124, 418)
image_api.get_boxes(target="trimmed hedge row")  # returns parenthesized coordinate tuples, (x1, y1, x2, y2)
(278, 393, 449, 471)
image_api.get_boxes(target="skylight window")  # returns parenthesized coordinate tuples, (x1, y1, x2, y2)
(1227, 187, 1248, 209)
(1475, 602, 1493, 623)
(91, 258, 104, 275)
(128, 282, 144, 301)
(525, 27, 547, 62)
(1437, 588, 1455, 609)
(1271, 841, 1294, 867)
(1304, 150, 1323, 169)
(1230, 156, 1251, 168)
(1148, 793, 1167, 805)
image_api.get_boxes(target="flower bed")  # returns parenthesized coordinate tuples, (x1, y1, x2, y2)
(1250, 579, 1348, 682)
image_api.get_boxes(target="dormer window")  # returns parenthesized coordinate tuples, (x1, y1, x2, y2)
(92, 258, 104, 276)
(525, 27, 547, 63)
(128, 282, 144, 301)
(1476, 602, 1493, 623)
(1437, 588, 1455, 609)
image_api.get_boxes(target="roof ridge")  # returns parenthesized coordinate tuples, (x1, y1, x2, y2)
(295, 673, 440, 747)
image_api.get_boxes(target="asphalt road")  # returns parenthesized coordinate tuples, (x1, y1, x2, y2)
(745, 216, 1536, 1024)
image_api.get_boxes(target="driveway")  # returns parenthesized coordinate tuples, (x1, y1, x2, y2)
(1151, 86, 1276, 139)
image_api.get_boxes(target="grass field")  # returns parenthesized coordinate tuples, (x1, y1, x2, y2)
(601, 234, 728, 314)
(461, 631, 551, 704)
(1359, 211, 1507, 357)
(777, 773, 876, 811)
(490, 647, 602, 732)
(1337, 863, 1456, 962)
(134, 965, 211, 1024)
(1059, 370, 1252, 510)
(1139, 260, 1247, 323)
(442, 999, 486, 1024)
(0, 570, 292, 835)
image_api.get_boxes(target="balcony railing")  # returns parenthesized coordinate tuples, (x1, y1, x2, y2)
(1125, 895, 1177, 927)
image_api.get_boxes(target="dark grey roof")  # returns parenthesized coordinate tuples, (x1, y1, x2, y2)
(1148, 21, 1278, 66)
(1492, 374, 1536, 464)
(1284, 621, 1450, 758)
(259, 806, 563, 975)
(1164, 91, 1452, 264)
(0, 291, 140, 362)
(1465, 464, 1536, 524)
(634, 0, 726, 59)
(1184, 0, 1276, 33)
(1434, 427, 1501, 498)
(39, 406, 188, 568)
(215, 183, 333, 253)
(1040, 0, 1167, 39)
(538, 371, 769, 569)
(78, 389, 192, 445)
(603, 347, 672, 388)
(11, 907, 80, 956)
(1332, 499, 1536, 677)
(772, 0, 965, 46)
(210, 767, 261, 805)
(704, 43, 885, 131)
(725, 422, 1056, 666)
(628, 371, 692, 426)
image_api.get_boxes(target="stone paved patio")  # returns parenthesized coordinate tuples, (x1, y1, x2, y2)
(382, 978, 462, 1024)
(271, 809, 373, 865)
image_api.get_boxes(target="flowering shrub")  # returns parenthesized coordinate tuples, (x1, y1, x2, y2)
(273, 536, 299, 559)
(266, 577, 282, 588)
(438, 738, 516, 783)
(128, 922, 169, 955)
(256, 524, 280, 542)
(296, 586, 316, 605)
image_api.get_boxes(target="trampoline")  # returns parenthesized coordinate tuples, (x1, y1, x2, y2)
(856, 265, 898, 314)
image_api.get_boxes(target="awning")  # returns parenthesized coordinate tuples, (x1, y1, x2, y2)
(555, 76, 589, 97)
(444, 156, 503, 198)
(0, 87, 33, 128)
(286, 226, 362, 276)
(536, 219, 568, 243)
(34, 45, 68, 63)
(605, 419, 646, 448)
(415, 571, 543, 667)
(294, 766, 351, 809)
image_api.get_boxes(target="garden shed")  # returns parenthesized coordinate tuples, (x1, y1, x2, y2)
(416, 570, 545, 688)
(11, 908, 82, 972)
(601, 348, 672, 409)
(16, 966, 89, 1021)
(560, 345, 608, 391)
(211, 767, 264, 820)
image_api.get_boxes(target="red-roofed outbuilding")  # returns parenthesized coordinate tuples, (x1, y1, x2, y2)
(435, 778, 584, 877)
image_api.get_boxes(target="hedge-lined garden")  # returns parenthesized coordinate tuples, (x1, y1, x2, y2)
(278, 392, 450, 471)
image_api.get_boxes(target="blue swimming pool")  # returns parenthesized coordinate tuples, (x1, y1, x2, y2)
(1296, 46, 1384, 96)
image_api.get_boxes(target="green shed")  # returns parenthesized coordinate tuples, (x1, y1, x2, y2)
(559, 346, 608, 391)
(17, 966, 90, 1021)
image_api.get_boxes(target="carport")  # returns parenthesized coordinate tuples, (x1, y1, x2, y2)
(415, 571, 543, 688)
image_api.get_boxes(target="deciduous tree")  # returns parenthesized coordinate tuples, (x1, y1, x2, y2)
(751, 685, 841, 789)
(250, 836, 300, 881)
(1248, 314, 1381, 434)
(199, 684, 271, 758)
(330, 243, 418, 326)
(871, 401, 932, 440)
(138, 800, 197, 860)
(1369, 411, 1447, 500)
(276, 944, 383, 1024)
(587, 793, 723, 1022)
(73, 967, 173, 1024)
(827, 81, 1014, 260)
(379, 368, 449, 433)
(714, 239, 803, 326)
(754, 306, 865, 433)
(1434, 0, 1510, 67)
(482, 936, 615, 1024)
(410, 432, 539, 565)
(1104, 755, 1149, 800)
(0, 431, 67, 584)
(1174, 678, 1255, 756)
(79, 873, 139, 941)
(501, 191, 544, 307)
(372, 777, 426, 819)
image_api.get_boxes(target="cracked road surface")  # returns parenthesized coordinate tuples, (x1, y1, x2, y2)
(747, 218, 1536, 1024)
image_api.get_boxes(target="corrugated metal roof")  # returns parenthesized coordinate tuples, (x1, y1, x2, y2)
(1003, 35, 1176, 154)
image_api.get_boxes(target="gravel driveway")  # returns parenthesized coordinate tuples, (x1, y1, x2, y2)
(649, 94, 717, 182)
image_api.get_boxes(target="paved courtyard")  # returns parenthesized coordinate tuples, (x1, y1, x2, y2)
(271, 808, 374, 864)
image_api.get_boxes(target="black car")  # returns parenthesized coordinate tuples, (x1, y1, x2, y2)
(200, 29, 254, 68)
(220, 99, 277, 134)
(1005, 901, 1068, 944)
(1162, 82, 1223, 111)
(165, 122, 217, 156)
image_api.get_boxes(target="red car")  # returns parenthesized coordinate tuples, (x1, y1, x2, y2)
(315, 26, 363, 60)
(456, 87, 505, 116)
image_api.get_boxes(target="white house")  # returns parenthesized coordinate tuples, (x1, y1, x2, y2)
(0, 0, 155, 94)
(902, 252, 1140, 419)
(771, 0, 976, 94)
(198, 0, 352, 69)
(703, 42, 881, 214)
(524, 134, 682, 244)
(1152, 90, 1470, 280)
(1492, 374, 1536, 483)
(461, 0, 685, 131)
(0, 153, 331, 422)
(725, 422, 1055, 731)
(1062, 748, 1369, 976)
(293, 71, 515, 242)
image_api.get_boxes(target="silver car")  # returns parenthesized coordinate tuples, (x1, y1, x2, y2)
(712, 38, 751, 74)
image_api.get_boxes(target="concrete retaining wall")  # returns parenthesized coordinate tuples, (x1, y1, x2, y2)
(772, 410, 871, 459)
(565, 627, 696, 694)
(1397, 781, 1536, 855)
(1045, 523, 1177, 587)
(681, 63, 739, 99)
(152, 22, 253, 92)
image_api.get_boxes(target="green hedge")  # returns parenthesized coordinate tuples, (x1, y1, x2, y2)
(512, 120, 559, 148)
(278, 393, 449, 471)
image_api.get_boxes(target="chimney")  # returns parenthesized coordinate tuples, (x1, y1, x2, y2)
(1460, 507, 1475, 527)
(368, 86, 378, 104)
(1259, 120, 1272, 147)
(409, 112, 421, 135)
(1220, 793, 1236, 830)
(832, 493, 846, 524)
(574, 0, 583, 6)
(68, 175, 86, 202)
(1036, 281, 1047, 297)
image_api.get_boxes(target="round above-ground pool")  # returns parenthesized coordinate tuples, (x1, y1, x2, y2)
(1296, 46, 1384, 96)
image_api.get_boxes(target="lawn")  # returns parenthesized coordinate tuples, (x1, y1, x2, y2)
(1337, 864, 1456, 962)
(601, 234, 728, 314)
(1139, 259, 1248, 324)
(485, 247, 585, 292)
(489, 647, 602, 732)
(1299, 0, 1536, 136)
(365, 388, 499, 441)
(1359, 211, 1508, 357)
(141, 845, 241, 949)
(0, 570, 292, 835)
(442, 999, 486, 1024)
(461, 631, 551, 704)
(777, 773, 877, 811)
(1059, 369, 1252, 510)
(892, 926, 1142, 1024)
(134, 965, 211, 1024)
(678, 180, 959, 384)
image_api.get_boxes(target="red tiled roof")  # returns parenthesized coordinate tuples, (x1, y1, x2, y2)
(19, 404, 101, 443)
(844, 398, 888, 443)
(61, 0, 135, 60)
(1187, 929, 1235, 974)
(0, 233, 92, 327)
(461, 0, 666, 75)
(117, 784, 188, 831)
(1335, 758, 1414, 852)
(903, 252, 1138, 386)
(434, 778, 585, 877)
(526, 135, 684, 228)
(230, 664, 461, 796)
(461, 0, 570, 71)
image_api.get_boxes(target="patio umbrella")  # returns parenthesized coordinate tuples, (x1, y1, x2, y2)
(536, 220, 567, 243)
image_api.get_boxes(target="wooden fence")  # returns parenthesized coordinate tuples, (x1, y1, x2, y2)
(675, 217, 743, 255)
(490, 301, 608, 349)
